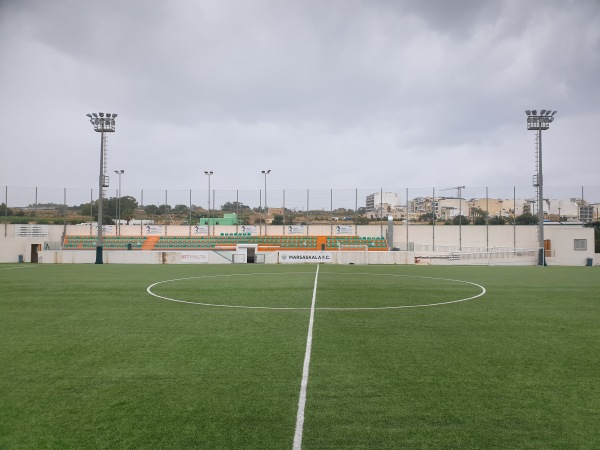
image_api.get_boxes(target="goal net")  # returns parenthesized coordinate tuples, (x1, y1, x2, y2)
(337, 245, 369, 265)
(416, 247, 539, 266)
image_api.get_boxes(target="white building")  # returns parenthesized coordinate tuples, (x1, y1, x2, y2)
(366, 192, 401, 211)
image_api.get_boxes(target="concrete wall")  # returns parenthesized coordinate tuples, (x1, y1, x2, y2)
(38, 249, 414, 265)
(1, 223, 595, 266)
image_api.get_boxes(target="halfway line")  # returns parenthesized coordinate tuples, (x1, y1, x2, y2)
(292, 264, 319, 450)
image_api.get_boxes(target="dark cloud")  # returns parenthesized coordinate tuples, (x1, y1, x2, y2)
(0, 0, 599, 194)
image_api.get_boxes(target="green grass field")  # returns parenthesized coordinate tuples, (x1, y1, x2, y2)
(1, 263, 599, 449)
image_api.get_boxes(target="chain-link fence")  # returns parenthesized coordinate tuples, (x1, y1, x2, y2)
(1, 185, 599, 225)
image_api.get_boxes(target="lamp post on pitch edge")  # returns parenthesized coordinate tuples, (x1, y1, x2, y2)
(262, 170, 271, 235)
(525, 109, 556, 266)
(87, 112, 117, 264)
(114, 170, 124, 236)
(204, 171, 213, 236)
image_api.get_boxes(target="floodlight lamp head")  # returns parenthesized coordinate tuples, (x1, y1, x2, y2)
(112, 113, 118, 118)
(99, 112, 104, 117)
(525, 110, 531, 115)
(92, 113, 98, 118)
(541, 109, 546, 115)
(532, 110, 537, 116)
(86, 113, 92, 118)
(552, 111, 557, 115)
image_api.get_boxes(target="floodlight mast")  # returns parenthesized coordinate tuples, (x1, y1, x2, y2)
(87, 112, 117, 264)
(525, 109, 556, 266)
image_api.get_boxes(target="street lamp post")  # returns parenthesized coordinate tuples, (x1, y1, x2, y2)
(262, 170, 271, 235)
(204, 171, 213, 236)
(525, 109, 557, 266)
(114, 170, 124, 236)
(87, 112, 117, 264)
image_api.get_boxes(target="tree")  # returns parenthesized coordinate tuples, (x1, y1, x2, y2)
(158, 204, 172, 215)
(488, 216, 506, 225)
(419, 213, 433, 222)
(172, 204, 189, 216)
(452, 215, 470, 225)
(221, 201, 250, 212)
(144, 205, 160, 215)
(271, 215, 284, 225)
(515, 212, 538, 225)
(471, 207, 488, 225)
(0, 203, 13, 216)
(119, 196, 138, 222)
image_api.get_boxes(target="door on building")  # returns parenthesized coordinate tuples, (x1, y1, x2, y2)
(31, 244, 41, 263)
(246, 247, 256, 263)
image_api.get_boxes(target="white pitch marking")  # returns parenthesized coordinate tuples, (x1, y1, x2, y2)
(0, 266, 35, 271)
(146, 272, 316, 310)
(146, 272, 486, 311)
(292, 265, 319, 450)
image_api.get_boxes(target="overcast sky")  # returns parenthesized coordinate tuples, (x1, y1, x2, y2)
(1, 0, 599, 198)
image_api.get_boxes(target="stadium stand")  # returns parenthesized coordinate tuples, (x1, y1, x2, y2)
(63, 234, 388, 251)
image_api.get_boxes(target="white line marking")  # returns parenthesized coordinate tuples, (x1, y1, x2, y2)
(293, 265, 319, 450)
(146, 272, 486, 310)
(0, 265, 35, 271)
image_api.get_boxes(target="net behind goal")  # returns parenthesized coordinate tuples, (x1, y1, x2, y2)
(338, 245, 369, 265)
(416, 247, 539, 266)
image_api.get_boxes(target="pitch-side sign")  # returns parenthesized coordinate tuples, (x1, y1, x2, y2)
(279, 251, 333, 264)
(181, 252, 209, 264)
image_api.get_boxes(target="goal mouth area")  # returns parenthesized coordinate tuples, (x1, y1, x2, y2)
(337, 245, 370, 252)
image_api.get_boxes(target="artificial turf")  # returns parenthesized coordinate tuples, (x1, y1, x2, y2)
(0, 263, 598, 449)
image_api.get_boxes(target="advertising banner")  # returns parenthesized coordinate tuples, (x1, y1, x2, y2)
(286, 225, 306, 235)
(334, 225, 354, 235)
(279, 251, 333, 264)
(144, 225, 163, 235)
(240, 225, 258, 235)
(193, 225, 209, 235)
(181, 252, 209, 264)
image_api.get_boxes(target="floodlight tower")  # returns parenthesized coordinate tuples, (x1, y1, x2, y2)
(525, 109, 556, 266)
(87, 112, 117, 264)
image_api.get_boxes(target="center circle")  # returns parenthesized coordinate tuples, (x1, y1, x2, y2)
(146, 272, 486, 310)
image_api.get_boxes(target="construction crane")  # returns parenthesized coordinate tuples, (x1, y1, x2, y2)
(440, 186, 466, 198)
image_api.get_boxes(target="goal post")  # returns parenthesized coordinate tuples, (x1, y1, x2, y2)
(337, 245, 369, 265)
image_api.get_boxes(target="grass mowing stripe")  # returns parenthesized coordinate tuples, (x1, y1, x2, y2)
(293, 265, 320, 450)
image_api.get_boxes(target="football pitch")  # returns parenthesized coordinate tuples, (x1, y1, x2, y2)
(1, 263, 599, 449)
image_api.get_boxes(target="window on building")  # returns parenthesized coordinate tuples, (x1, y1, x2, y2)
(574, 239, 587, 251)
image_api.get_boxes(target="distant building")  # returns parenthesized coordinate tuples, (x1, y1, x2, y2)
(366, 192, 400, 211)
(199, 213, 240, 226)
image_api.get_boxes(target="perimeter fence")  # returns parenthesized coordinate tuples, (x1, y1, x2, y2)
(1, 185, 599, 226)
